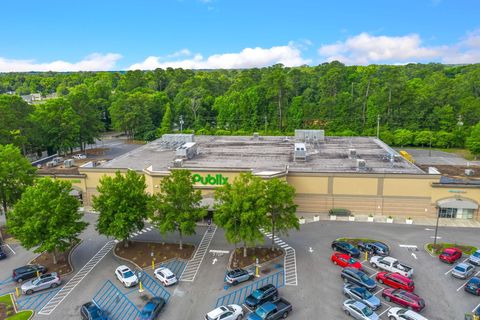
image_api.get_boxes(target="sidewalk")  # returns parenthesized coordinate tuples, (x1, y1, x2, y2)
(301, 213, 480, 228)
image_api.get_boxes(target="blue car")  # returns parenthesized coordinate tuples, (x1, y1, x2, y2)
(80, 301, 108, 320)
(139, 297, 166, 320)
(343, 284, 381, 310)
(331, 241, 361, 258)
(465, 277, 480, 296)
(0, 246, 6, 260)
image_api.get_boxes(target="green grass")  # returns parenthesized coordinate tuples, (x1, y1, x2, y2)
(6, 310, 34, 320)
(0, 294, 12, 305)
(336, 238, 382, 247)
(437, 148, 475, 161)
(427, 242, 477, 255)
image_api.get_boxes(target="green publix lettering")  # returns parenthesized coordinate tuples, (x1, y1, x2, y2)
(192, 174, 228, 185)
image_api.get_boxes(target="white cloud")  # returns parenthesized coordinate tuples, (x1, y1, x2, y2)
(128, 44, 311, 70)
(318, 31, 480, 65)
(0, 53, 122, 72)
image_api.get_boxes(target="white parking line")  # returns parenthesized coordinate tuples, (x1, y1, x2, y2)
(3, 244, 16, 255)
(457, 271, 480, 291)
(373, 288, 384, 296)
(473, 301, 480, 313)
(378, 304, 392, 317)
(369, 271, 378, 279)
(445, 258, 469, 275)
(242, 304, 253, 313)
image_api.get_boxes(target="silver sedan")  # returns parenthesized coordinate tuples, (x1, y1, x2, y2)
(21, 272, 61, 295)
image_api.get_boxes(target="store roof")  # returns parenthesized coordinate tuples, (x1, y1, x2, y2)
(99, 135, 425, 174)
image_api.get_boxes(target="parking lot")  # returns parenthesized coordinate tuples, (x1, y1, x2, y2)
(2, 215, 480, 319)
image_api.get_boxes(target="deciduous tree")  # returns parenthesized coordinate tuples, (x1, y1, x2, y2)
(93, 170, 149, 247)
(8, 178, 87, 264)
(149, 169, 206, 250)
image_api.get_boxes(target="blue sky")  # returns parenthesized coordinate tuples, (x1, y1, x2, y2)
(0, 0, 479, 71)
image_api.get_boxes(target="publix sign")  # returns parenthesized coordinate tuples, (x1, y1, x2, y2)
(192, 173, 228, 186)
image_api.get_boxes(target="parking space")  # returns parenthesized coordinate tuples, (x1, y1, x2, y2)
(215, 270, 284, 308)
(152, 259, 187, 276)
(92, 280, 141, 320)
(17, 288, 61, 312)
(137, 272, 171, 302)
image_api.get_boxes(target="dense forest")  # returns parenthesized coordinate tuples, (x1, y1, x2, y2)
(1, 62, 480, 156)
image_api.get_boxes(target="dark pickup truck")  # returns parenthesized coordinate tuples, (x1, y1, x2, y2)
(247, 298, 292, 320)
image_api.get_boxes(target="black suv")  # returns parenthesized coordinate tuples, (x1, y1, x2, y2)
(357, 241, 390, 256)
(331, 240, 360, 258)
(80, 301, 108, 320)
(0, 246, 6, 260)
(244, 284, 278, 309)
(341, 267, 377, 291)
(12, 265, 47, 283)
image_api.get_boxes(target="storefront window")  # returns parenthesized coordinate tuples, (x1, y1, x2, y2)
(439, 207, 457, 218)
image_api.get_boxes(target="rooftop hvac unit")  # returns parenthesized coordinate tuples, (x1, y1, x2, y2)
(294, 129, 325, 142)
(176, 142, 197, 159)
(348, 149, 357, 159)
(357, 159, 366, 170)
(173, 159, 184, 168)
(294, 143, 307, 161)
(64, 159, 75, 168)
(465, 169, 475, 176)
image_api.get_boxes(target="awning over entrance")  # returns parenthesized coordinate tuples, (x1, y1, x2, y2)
(69, 189, 81, 197)
(437, 198, 478, 210)
(200, 197, 215, 210)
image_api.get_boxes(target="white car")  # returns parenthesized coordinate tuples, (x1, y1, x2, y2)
(387, 307, 428, 320)
(73, 154, 87, 159)
(154, 267, 177, 286)
(205, 305, 243, 320)
(469, 249, 480, 266)
(115, 265, 138, 288)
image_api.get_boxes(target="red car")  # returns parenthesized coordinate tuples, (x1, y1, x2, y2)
(376, 272, 415, 292)
(382, 288, 425, 312)
(331, 252, 362, 269)
(439, 247, 462, 264)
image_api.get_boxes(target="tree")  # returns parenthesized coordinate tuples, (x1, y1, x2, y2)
(93, 170, 149, 247)
(466, 122, 480, 159)
(149, 169, 206, 250)
(214, 173, 268, 258)
(414, 130, 434, 147)
(0, 144, 36, 217)
(8, 178, 87, 264)
(263, 179, 299, 250)
(0, 95, 33, 152)
(393, 129, 414, 147)
(158, 103, 172, 135)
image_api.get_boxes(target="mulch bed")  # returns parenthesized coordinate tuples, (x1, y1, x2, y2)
(427, 243, 477, 255)
(230, 247, 284, 269)
(0, 226, 13, 242)
(30, 244, 78, 276)
(85, 148, 109, 155)
(418, 164, 480, 178)
(114, 241, 195, 269)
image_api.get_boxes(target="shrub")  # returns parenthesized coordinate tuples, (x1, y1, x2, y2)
(329, 208, 351, 216)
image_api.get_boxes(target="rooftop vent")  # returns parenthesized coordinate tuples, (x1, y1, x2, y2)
(294, 143, 307, 161)
(295, 129, 325, 142)
(173, 159, 183, 168)
(176, 142, 197, 159)
(356, 159, 366, 170)
(465, 169, 475, 176)
(64, 159, 75, 168)
(348, 149, 357, 159)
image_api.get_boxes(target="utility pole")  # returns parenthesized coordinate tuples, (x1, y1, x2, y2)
(376, 114, 381, 139)
(179, 115, 184, 133)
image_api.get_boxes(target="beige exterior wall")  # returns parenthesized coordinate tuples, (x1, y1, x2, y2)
(51, 168, 480, 220)
(333, 177, 377, 195)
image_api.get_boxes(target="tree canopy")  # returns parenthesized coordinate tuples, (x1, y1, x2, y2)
(149, 169, 206, 249)
(8, 178, 87, 264)
(93, 170, 149, 246)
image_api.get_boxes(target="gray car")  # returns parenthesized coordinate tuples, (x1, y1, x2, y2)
(343, 284, 381, 310)
(21, 272, 61, 295)
(469, 250, 480, 266)
(452, 262, 475, 279)
(342, 299, 379, 320)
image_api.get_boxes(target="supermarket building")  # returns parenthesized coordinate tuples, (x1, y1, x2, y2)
(54, 131, 480, 221)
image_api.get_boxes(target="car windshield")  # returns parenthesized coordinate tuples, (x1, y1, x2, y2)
(473, 252, 480, 258)
(123, 271, 134, 278)
(443, 252, 452, 256)
(359, 273, 370, 282)
(455, 266, 466, 272)
(140, 310, 152, 316)
(256, 307, 268, 318)
(362, 290, 373, 299)
(345, 243, 355, 250)
(90, 309, 103, 318)
(166, 274, 175, 279)
(362, 306, 373, 316)
(32, 278, 41, 285)
(251, 290, 263, 299)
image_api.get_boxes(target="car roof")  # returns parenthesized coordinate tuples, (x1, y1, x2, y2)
(351, 300, 367, 309)
(259, 302, 275, 313)
(403, 310, 428, 319)
(258, 284, 275, 291)
(143, 301, 156, 311)
(117, 265, 131, 272)
(445, 247, 460, 253)
(400, 291, 420, 299)
(207, 306, 227, 318)
(388, 273, 410, 281)
(156, 267, 174, 276)
(469, 277, 480, 284)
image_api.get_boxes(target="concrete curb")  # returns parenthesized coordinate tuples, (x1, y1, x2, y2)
(28, 240, 82, 278)
(424, 243, 438, 257)
(227, 248, 285, 271)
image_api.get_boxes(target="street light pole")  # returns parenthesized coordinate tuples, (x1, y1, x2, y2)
(433, 207, 440, 252)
